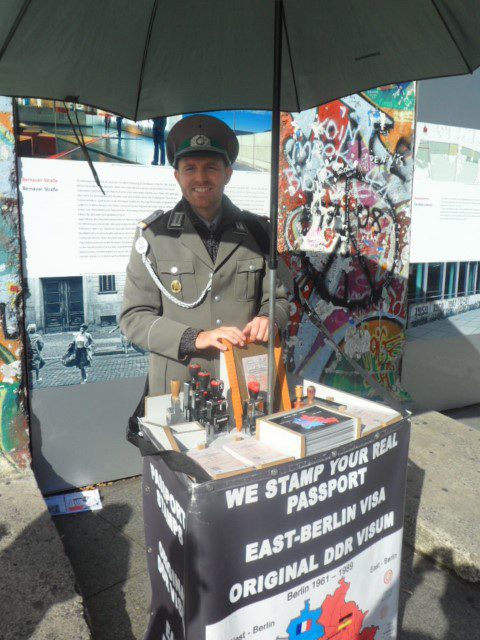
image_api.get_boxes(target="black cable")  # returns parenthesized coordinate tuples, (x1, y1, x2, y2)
(64, 101, 105, 195)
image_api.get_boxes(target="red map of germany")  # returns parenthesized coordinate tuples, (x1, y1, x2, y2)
(319, 579, 378, 639)
(285, 578, 378, 639)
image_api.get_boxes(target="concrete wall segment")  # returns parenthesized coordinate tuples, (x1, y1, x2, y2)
(0, 96, 30, 468)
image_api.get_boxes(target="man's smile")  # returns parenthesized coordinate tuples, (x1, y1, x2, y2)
(192, 186, 213, 193)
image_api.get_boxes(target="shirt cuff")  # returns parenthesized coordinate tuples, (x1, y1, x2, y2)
(179, 327, 203, 359)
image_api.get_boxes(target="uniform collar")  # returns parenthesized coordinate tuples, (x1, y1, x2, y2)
(181, 195, 240, 233)
(176, 195, 246, 270)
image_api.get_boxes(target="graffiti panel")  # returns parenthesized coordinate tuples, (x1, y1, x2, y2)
(0, 96, 29, 466)
(279, 83, 416, 397)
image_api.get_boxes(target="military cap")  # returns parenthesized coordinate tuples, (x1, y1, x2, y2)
(167, 114, 239, 167)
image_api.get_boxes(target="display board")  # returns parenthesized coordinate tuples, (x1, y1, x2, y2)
(410, 121, 480, 263)
(142, 418, 410, 640)
(17, 103, 270, 492)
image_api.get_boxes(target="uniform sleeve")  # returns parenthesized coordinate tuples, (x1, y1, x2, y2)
(256, 219, 290, 330)
(119, 228, 191, 360)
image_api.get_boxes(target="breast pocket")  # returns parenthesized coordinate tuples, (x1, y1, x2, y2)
(234, 257, 264, 301)
(157, 260, 198, 303)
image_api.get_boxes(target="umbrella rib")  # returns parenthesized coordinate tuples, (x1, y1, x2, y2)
(282, 3, 301, 112)
(430, 0, 473, 74)
(133, 0, 159, 121)
(0, 0, 33, 64)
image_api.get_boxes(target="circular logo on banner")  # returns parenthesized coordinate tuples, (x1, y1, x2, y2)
(383, 569, 393, 585)
(135, 236, 149, 255)
(191, 134, 210, 147)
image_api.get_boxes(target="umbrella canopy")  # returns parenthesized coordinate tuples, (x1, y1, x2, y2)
(3, 0, 480, 411)
(0, 0, 479, 120)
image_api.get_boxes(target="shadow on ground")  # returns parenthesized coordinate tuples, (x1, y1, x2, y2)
(0, 513, 86, 640)
(53, 483, 150, 640)
(399, 449, 480, 638)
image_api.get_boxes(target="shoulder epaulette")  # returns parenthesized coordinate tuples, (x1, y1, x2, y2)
(137, 209, 165, 230)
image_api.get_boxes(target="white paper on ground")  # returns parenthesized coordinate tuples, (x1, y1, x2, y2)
(45, 488, 102, 516)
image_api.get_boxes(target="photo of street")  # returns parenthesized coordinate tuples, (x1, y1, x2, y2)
(27, 325, 148, 389)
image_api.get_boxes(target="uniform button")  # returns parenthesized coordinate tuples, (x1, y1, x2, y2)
(215, 319, 221, 326)
(214, 295, 220, 302)
(249, 264, 254, 270)
(170, 266, 178, 274)
(209, 272, 213, 278)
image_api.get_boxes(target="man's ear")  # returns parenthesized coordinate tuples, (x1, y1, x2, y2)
(174, 169, 180, 183)
(225, 165, 233, 184)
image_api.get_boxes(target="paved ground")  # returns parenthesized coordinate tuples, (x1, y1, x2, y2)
(444, 402, 480, 431)
(32, 351, 148, 388)
(37, 326, 129, 359)
(0, 458, 91, 640)
(406, 306, 480, 342)
(402, 307, 480, 412)
(52, 476, 480, 640)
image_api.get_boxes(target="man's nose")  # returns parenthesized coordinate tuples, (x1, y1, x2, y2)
(195, 168, 211, 182)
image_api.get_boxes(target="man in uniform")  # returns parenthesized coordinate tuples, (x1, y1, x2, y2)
(120, 114, 289, 396)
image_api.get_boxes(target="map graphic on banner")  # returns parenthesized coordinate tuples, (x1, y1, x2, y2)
(285, 580, 378, 640)
(204, 531, 401, 640)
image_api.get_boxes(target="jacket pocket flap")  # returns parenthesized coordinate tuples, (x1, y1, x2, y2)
(236, 257, 264, 274)
(157, 260, 194, 275)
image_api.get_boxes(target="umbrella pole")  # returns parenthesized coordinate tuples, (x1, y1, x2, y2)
(267, 0, 283, 414)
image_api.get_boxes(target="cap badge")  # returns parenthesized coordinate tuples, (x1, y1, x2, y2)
(171, 279, 182, 294)
(191, 134, 210, 147)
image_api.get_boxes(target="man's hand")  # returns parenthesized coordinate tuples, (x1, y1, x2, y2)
(242, 316, 269, 343)
(195, 326, 245, 352)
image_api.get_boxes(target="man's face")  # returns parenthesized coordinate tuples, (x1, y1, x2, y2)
(174, 155, 233, 219)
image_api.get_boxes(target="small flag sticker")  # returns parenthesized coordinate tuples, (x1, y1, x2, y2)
(297, 619, 312, 634)
(338, 613, 352, 631)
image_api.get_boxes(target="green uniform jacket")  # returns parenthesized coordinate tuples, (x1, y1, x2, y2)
(120, 196, 290, 396)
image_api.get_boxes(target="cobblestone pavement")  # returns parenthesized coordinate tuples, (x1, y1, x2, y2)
(29, 326, 150, 388)
(31, 352, 148, 389)
(35, 326, 129, 360)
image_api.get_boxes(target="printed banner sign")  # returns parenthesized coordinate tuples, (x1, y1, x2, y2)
(411, 121, 480, 263)
(142, 419, 410, 640)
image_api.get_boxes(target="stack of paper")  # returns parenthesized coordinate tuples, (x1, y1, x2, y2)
(257, 403, 361, 459)
(140, 419, 206, 452)
(222, 438, 293, 469)
(187, 447, 254, 479)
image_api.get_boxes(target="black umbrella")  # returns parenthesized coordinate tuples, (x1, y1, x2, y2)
(1, 0, 480, 409)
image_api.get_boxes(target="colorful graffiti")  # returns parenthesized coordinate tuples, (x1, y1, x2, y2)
(0, 96, 29, 467)
(279, 83, 415, 397)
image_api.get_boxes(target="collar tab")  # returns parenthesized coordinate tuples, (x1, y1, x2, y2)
(167, 210, 185, 230)
(234, 219, 248, 235)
